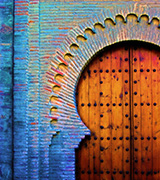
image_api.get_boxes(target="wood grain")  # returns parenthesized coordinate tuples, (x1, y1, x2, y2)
(76, 42, 160, 180)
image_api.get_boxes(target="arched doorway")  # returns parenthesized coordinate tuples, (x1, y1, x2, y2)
(75, 41, 160, 180)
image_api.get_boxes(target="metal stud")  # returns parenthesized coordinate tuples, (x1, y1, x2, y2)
(100, 147, 104, 151)
(134, 170, 138, 174)
(125, 114, 128, 117)
(141, 171, 145, 175)
(100, 92, 103, 96)
(147, 136, 150, 140)
(83, 75, 86, 80)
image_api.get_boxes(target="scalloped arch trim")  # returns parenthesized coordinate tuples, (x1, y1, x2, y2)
(46, 5, 160, 146)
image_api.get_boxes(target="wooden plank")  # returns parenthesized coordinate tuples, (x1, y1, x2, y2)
(75, 67, 89, 180)
(111, 46, 124, 180)
(152, 48, 160, 180)
(140, 46, 152, 180)
(76, 42, 160, 180)
(131, 45, 142, 180)
(99, 50, 112, 180)
(88, 56, 100, 179)
(122, 46, 130, 180)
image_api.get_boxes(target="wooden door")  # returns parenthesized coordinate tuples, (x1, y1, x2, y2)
(75, 41, 160, 180)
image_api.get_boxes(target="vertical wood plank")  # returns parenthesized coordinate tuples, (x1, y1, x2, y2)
(99, 51, 112, 180)
(152, 48, 160, 180)
(76, 67, 89, 180)
(140, 46, 152, 180)
(88, 57, 100, 179)
(111, 46, 124, 180)
(122, 46, 130, 180)
(132, 45, 142, 180)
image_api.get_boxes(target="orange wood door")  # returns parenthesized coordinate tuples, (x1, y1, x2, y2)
(75, 42, 160, 180)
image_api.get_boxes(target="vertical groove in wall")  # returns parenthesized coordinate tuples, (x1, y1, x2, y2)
(12, 0, 15, 179)
(28, 0, 40, 179)
(14, 0, 29, 179)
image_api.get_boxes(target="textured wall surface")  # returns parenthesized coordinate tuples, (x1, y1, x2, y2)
(1, 1, 160, 180)
(0, 0, 13, 179)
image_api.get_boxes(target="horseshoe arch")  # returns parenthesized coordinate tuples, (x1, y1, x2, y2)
(46, 6, 160, 179)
